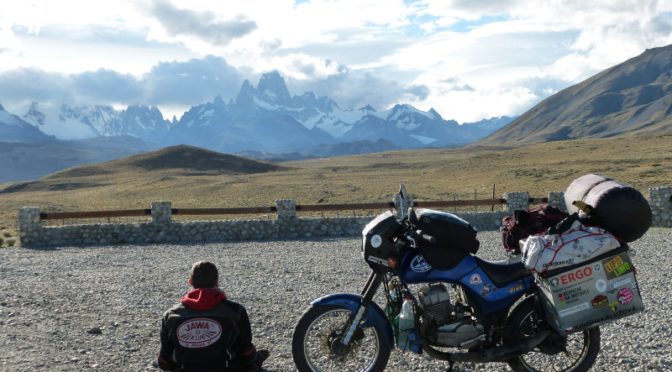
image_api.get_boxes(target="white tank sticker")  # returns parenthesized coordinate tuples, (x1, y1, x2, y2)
(410, 255, 432, 272)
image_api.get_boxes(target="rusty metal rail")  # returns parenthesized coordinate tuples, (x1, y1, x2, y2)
(39, 197, 548, 221)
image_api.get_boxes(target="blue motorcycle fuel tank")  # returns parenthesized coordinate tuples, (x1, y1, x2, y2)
(399, 251, 535, 315)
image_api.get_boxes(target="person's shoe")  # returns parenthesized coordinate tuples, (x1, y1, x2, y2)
(256, 349, 270, 366)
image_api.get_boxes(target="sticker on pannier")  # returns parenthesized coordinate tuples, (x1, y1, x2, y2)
(536, 251, 644, 334)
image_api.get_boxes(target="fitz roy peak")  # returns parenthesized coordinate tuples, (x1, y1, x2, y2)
(166, 71, 505, 153)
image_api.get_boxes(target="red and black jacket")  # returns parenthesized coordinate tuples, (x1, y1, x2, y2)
(158, 288, 258, 371)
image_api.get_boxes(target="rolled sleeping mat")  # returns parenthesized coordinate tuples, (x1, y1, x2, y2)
(564, 174, 652, 242)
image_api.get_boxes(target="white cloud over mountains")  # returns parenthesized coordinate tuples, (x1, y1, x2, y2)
(0, 0, 670, 122)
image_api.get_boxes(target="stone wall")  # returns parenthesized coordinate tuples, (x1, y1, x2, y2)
(18, 188, 671, 248)
(649, 187, 672, 227)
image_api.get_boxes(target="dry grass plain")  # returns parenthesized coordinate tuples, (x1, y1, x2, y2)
(1, 134, 671, 246)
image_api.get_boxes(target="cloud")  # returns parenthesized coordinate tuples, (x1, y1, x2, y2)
(268, 54, 346, 80)
(71, 69, 142, 103)
(141, 56, 247, 105)
(0, 56, 248, 112)
(0, 68, 74, 105)
(147, 0, 257, 46)
(439, 77, 475, 92)
(286, 66, 429, 110)
(407, 85, 430, 100)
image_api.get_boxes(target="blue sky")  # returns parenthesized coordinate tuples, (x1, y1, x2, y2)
(0, 0, 671, 122)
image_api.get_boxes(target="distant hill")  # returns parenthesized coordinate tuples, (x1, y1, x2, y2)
(478, 45, 672, 145)
(0, 136, 155, 182)
(113, 145, 286, 173)
(2, 145, 287, 193)
(46, 145, 286, 178)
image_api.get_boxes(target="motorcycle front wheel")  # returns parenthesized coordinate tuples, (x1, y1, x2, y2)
(291, 305, 391, 372)
(506, 298, 600, 372)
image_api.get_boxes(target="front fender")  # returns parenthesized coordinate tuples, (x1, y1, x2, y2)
(311, 293, 395, 349)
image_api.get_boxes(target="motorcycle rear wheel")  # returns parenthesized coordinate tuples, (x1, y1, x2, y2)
(292, 305, 391, 372)
(506, 298, 600, 372)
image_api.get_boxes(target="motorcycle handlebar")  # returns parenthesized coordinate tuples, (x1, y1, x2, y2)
(407, 229, 436, 245)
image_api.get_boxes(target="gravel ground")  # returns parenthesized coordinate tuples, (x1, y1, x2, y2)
(1, 229, 671, 371)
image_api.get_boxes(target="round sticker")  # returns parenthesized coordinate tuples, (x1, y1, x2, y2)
(177, 318, 222, 348)
(595, 279, 607, 293)
(370, 234, 383, 248)
(470, 274, 482, 286)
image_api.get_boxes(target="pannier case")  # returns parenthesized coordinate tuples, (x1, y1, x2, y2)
(536, 250, 644, 334)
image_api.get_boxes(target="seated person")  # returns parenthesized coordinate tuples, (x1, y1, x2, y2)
(158, 261, 269, 371)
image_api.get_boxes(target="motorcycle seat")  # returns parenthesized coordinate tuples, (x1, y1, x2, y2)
(473, 257, 530, 287)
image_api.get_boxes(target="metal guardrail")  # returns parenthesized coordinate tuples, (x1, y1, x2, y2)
(38, 197, 549, 221)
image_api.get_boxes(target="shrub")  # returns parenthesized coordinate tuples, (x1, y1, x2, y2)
(6, 238, 15, 247)
(2, 232, 10, 238)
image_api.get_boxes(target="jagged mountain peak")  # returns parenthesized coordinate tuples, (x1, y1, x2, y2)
(0, 103, 4, 111)
(257, 70, 291, 104)
(359, 104, 376, 113)
(428, 108, 442, 120)
(0, 104, 53, 143)
(213, 95, 226, 107)
(387, 104, 437, 121)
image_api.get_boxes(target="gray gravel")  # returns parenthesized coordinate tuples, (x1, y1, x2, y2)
(1, 229, 671, 371)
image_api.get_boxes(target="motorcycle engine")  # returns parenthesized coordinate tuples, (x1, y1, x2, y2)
(419, 283, 485, 348)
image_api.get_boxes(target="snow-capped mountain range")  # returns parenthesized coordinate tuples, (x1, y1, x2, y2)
(164, 71, 512, 153)
(21, 102, 169, 142)
(5, 71, 513, 156)
(0, 103, 54, 143)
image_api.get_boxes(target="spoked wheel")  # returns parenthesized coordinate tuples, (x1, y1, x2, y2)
(292, 305, 390, 372)
(506, 298, 600, 372)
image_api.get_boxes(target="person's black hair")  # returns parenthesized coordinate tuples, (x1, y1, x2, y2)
(190, 261, 218, 288)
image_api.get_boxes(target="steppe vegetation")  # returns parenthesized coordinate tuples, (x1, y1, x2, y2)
(1, 134, 670, 247)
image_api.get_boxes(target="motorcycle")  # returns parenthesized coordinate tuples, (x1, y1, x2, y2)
(291, 187, 602, 371)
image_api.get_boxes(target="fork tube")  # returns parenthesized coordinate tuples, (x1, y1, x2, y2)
(361, 272, 382, 305)
(360, 271, 376, 297)
(342, 272, 383, 346)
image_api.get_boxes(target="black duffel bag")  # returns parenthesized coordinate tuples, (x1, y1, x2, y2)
(564, 174, 651, 242)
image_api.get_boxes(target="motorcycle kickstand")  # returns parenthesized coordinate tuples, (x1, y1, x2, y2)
(445, 359, 455, 372)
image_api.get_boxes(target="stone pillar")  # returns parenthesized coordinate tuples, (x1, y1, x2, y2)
(151, 201, 172, 224)
(275, 199, 297, 220)
(547, 191, 568, 213)
(503, 192, 529, 213)
(18, 207, 41, 246)
(649, 187, 672, 227)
